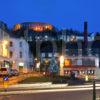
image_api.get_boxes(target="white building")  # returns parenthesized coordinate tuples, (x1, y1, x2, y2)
(9, 37, 33, 73)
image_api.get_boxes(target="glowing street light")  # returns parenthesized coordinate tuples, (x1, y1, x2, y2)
(95, 57, 99, 68)
(36, 62, 40, 69)
(59, 55, 64, 76)
(59, 56, 64, 64)
(35, 58, 38, 61)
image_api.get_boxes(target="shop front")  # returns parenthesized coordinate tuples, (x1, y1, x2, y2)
(64, 66, 95, 79)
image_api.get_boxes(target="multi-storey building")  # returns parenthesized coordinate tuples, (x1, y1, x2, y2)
(8, 36, 33, 73)
(0, 24, 10, 68)
(0, 21, 34, 73)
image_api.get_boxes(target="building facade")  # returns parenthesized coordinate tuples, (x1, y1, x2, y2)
(9, 37, 33, 73)
(0, 26, 10, 69)
(0, 20, 99, 78)
(0, 21, 8, 31)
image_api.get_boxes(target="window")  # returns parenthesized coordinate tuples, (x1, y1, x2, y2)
(19, 42, 22, 47)
(19, 51, 22, 58)
(41, 53, 45, 57)
(10, 41, 13, 47)
(48, 53, 52, 57)
(9, 51, 13, 58)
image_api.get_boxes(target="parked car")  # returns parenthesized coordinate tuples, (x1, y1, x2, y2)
(0, 68, 11, 76)
(10, 69, 19, 76)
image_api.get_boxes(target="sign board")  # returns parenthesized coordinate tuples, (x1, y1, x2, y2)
(3, 76, 9, 81)
(64, 59, 71, 67)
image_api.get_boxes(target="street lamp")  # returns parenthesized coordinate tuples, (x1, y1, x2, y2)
(36, 62, 40, 69)
(35, 58, 37, 61)
(59, 55, 64, 76)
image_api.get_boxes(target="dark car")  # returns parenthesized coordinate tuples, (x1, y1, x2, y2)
(10, 69, 19, 76)
(0, 68, 11, 76)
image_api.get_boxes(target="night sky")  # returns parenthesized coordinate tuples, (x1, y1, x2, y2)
(0, 0, 99, 32)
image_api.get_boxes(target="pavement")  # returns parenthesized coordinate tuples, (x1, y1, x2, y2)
(0, 72, 43, 88)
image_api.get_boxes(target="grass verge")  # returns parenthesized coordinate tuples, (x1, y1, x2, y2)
(18, 76, 51, 84)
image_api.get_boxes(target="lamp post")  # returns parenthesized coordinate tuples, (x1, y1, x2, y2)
(93, 80, 96, 100)
(59, 55, 64, 76)
(44, 59, 49, 76)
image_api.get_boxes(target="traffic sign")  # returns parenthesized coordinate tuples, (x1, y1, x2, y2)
(3, 76, 9, 81)
(3, 76, 9, 89)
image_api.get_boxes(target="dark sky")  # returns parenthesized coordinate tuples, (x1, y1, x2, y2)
(0, 0, 99, 32)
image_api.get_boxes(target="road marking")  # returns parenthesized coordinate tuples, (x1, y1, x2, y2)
(0, 87, 100, 95)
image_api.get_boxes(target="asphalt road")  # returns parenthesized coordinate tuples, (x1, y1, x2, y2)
(0, 90, 100, 100)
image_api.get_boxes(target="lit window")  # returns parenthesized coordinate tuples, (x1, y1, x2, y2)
(14, 24, 21, 31)
(48, 53, 52, 57)
(30, 26, 43, 32)
(64, 59, 71, 66)
(45, 25, 52, 30)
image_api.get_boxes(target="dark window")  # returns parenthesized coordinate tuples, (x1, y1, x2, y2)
(19, 42, 22, 47)
(9, 51, 13, 58)
(19, 51, 22, 58)
(10, 41, 13, 47)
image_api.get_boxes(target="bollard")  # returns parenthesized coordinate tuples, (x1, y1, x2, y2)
(93, 80, 96, 100)
(85, 75, 89, 82)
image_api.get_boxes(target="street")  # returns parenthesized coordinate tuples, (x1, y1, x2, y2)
(0, 90, 100, 100)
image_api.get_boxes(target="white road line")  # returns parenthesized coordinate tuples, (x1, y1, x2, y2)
(9, 83, 100, 89)
(0, 87, 100, 95)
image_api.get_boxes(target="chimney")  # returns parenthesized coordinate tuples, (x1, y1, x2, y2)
(84, 21, 88, 46)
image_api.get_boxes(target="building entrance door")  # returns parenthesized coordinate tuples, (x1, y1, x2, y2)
(19, 66, 23, 73)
